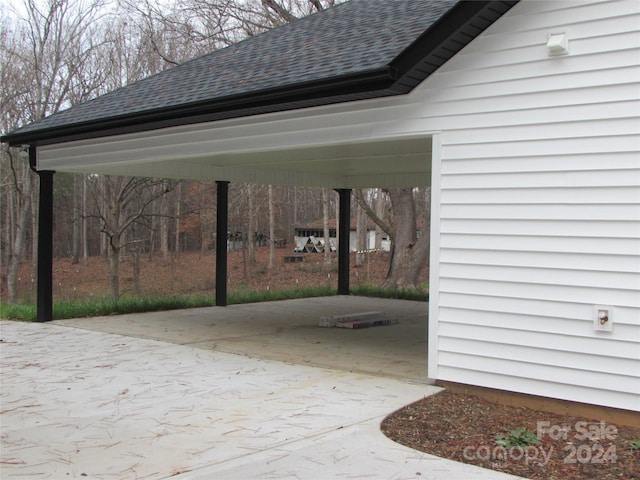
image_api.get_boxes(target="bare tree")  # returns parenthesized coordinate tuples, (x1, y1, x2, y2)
(268, 184, 276, 269)
(120, 0, 343, 66)
(3, 151, 34, 303)
(374, 188, 385, 250)
(242, 0, 339, 28)
(177, 181, 217, 254)
(86, 175, 176, 298)
(245, 183, 256, 264)
(82, 174, 89, 265)
(173, 182, 182, 254)
(1, 0, 111, 302)
(71, 174, 81, 264)
(159, 180, 170, 263)
(322, 188, 331, 264)
(355, 199, 367, 267)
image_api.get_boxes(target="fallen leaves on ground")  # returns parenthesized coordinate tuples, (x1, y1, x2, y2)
(5, 248, 414, 302)
(381, 390, 640, 480)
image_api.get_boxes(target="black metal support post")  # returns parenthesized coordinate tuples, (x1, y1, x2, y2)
(337, 188, 351, 295)
(215, 181, 229, 306)
(36, 166, 55, 322)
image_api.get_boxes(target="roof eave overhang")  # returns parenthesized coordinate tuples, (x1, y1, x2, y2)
(1, 67, 398, 147)
(1, 0, 519, 148)
(392, 0, 519, 92)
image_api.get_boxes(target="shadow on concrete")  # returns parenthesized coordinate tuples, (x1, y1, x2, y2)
(56, 296, 429, 382)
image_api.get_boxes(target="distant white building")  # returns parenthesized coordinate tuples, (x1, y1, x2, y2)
(293, 219, 391, 253)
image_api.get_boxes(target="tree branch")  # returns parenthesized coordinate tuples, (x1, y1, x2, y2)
(262, 0, 297, 23)
(354, 189, 393, 240)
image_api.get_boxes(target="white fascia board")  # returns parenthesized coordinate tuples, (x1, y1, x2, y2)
(428, 133, 442, 381)
(35, 94, 432, 188)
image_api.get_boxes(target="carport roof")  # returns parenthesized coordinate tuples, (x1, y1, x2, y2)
(2, 0, 517, 147)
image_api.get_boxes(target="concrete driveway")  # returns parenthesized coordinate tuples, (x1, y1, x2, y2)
(1, 297, 524, 480)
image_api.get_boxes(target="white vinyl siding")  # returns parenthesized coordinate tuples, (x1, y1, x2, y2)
(426, 0, 640, 410)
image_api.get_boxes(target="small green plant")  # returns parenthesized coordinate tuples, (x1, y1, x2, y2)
(628, 439, 640, 451)
(495, 427, 541, 448)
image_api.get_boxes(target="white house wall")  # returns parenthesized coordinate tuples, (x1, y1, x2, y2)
(424, 0, 640, 411)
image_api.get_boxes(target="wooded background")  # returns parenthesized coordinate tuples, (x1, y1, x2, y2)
(1, 0, 430, 303)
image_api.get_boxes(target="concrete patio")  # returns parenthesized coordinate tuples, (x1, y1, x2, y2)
(1, 297, 524, 479)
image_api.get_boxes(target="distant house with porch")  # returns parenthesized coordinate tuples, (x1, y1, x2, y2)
(293, 218, 391, 253)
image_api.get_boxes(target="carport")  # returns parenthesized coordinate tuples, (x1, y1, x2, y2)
(0, 0, 515, 322)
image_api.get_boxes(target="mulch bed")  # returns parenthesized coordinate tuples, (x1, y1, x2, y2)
(381, 390, 640, 480)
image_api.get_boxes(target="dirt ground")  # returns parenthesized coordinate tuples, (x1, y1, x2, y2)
(3, 246, 413, 302)
(382, 390, 640, 480)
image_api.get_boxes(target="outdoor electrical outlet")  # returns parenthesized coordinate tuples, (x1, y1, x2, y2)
(593, 305, 613, 332)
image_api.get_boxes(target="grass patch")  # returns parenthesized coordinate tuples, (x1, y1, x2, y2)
(351, 284, 428, 302)
(0, 295, 215, 321)
(229, 285, 334, 304)
(0, 303, 38, 322)
(0, 285, 426, 322)
(56, 296, 216, 319)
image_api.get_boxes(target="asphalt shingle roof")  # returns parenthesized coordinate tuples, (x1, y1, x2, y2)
(2, 0, 517, 146)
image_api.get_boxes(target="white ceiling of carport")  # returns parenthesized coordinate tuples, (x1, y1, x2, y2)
(36, 130, 432, 188)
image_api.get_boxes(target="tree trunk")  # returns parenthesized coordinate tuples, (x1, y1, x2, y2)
(132, 246, 140, 294)
(100, 176, 108, 257)
(200, 184, 206, 255)
(71, 173, 80, 264)
(247, 183, 256, 264)
(160, 182, 169, 264)
(268, 184, 276, 269)
(7, 172, 33, 303)
(147, 216, 156, 259)
(105, 178, 121, 299)
(1, 187, 12, 296)
(355, 201, 367, 267)
(109, 240, 120, 298)
(82, 174, 88, 265)
(374, 188, 385, 250)
(174, 182, 182, 254)
(322, 188, 331, 265)
(31, 185, 38, 266)
(293, 187, 298, 225)
(382, 188, 430, 290)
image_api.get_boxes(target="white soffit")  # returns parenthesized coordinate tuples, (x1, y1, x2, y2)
(37, 126, 433, 188)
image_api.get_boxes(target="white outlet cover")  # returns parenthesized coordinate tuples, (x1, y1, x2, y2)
(593, 305, 613, 332)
